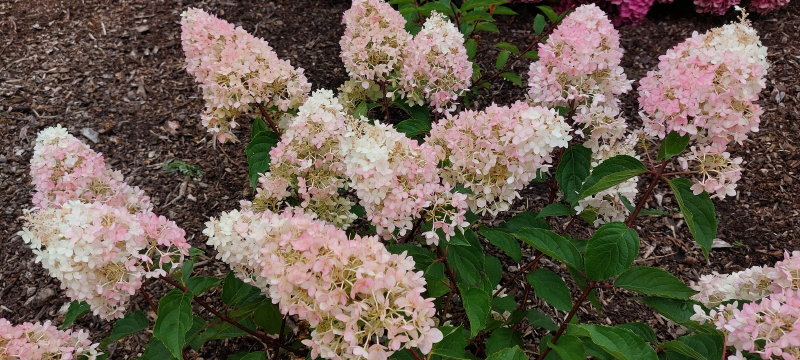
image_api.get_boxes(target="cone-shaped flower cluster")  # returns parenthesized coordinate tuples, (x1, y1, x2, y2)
(427, 101, 571, 215)
(19, 126, 189, 319)
(204, 207, 443, 360)
(181, 8, 311, 143)
(0, 318, 100, 360)
(340, 2, 472, 112)
(639, 14, 767, 198)
(400, 12, 473, 113)
(340, 0, 411, 83)
(527, 4, 631, 115)
(691, 252, 800, 360)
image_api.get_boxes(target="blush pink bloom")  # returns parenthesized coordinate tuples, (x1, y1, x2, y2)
(340, 0, 411, 83)
(638, 14, 768, 151)
(400, 11, 472, 113)
(204, 207, 443, 360)
(427, 102, 571, 215)
(677, 146, 743, 199)
(0, 318, 100, 360)
(181, 8, 311, 143)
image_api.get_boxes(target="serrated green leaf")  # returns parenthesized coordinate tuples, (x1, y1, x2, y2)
(527, 268, 572, 311)
(388, 244, 436, 270)
(61, 301, 90, 330)
(186, 276, 221, 296)
(638, 297, 696, 324)
(668, 178, 717, 259)
(425, 262, 451, 297)
(463, 287, 491, 337)
(585, 222, 640, 280)
(523, 50, 538, 60)
(537, 203, 575, 218)
(245, 129, 279, 187)
(502, 211, 550, 232)
(486, 346, 527, 360)
(577, 155, 647, 201)
(658, 132, 691, 160)
(495, 42, 520, 54)
(485, 328, 524, 356)
(557, 145, 592, 204)
(102, 311, 148, 347)
(549, 335, 586, 360)
(419, 2, 454, 16)
(253, 302, 283, 334)
(153, 289, 193, 359)
(533, 14, 547, 34)
(465, 38, 478, 60)
(431, 326, 469, 359)
(492, 6, 518, 15)
(251, 117, 268, 137)
(527, 309, 557, 330)
(616, 323, 657, 344)
(396, 117, 431, 137)
(476, 22, 499, 33)
(537, 5, 560, 22)
(139, 338, 176, 360)
(513, 228, 582, 270)
(500, 72, 522, 85)
(663, 333, 724, 360)
(576, 324, 658, 360)
(495, 50, 511, 70)
(221, 272, 262, 306)
(615, 267, 696, 299)
(480, 228, 521, 262)
(228, 353, 267, 360)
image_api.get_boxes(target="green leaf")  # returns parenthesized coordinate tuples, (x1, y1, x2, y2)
(188, 247, 204, 257)
(476, 22, 499, 33)
(431, 326, 469, 359)
(576, 324, 658, 360)
(658, 132, 691, 160)
(513, 228, 582, 270)
(228, 353, 267, 360)
(221, 272, 262, 306)
(396, 117, 432, 137)
(425, 262, 451, 297)
(186, 276, 221, 295)
(537, 203, 574, 218)
(353, 101, 380, 119)
(251, 116, 268, 137)
(139, 338, 176, 360)
(503, 211, 550, 232)
(668, 178, 717, 259)
(577, 155, 647, 201)
(537, 5, 560, 22)
(616, 323, 657, 344)
(523, 50, 538, 60)
(419, 1, 454, 16)
(480, 228, 521, 262)
(254, 302, 283, 334)
(584, 222, 640, 280)
(486, 328, 524, 356)
(527, 268, 572, 311)
(485, 346, 527, 360)
(245, 129, 280, 187)
(153, 289, 193, 359)
(614, 267, 697, 299)
(465, 38, 478, 60)
(463, 287, 492, 337)
(492, 5, 518, 15)
(495, 50, 511, 70)
(102, 311, 149, 347)
(549, 335, 586, 360)
(663, 333, 724, 360)
(500, 72, 522, 86)
(638, 297, 697, 325)
(495, 42, 520, 54)
(61, 301, 90, 329)
(533, 14, 547, 34)
(388, 244, 436, 270)
(557, 145, 592, 204)
(527, 309, 557, 331)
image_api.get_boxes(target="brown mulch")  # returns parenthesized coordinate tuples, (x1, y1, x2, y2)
(0, 0, 798, 358)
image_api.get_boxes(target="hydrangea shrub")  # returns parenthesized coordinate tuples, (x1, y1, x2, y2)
(11, 1, 788, 360)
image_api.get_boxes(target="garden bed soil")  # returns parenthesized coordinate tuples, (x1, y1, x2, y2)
(1, 0, 798, 358)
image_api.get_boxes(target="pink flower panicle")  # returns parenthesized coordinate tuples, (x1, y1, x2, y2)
(30, 125, 151, 213)
(400, 11, 472, 113)
(204, 208, 443, 360)
(340, 0, 411, 83)
(747, 0, 791, 13)
(692, 252, 800, 360)
(693, 0, 741, 14)
(254, 90, 356, 228)
(181, 8, 311, 143)
(0, 318, 100, 360)
(638, 15, 768, 151)
(427, 101, 571, 215)
(20, 126, 190, 319)
(340, 118, 467, 241)
(527, 4, 631, 112)
(677, 146, 743, 199)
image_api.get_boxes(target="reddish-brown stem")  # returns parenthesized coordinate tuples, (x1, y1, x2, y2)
(536, 286, 593, 360)
(159, 275, 303, 356)
(141, 287, 158, 314)
(661, 170, 696, 177)
(625, 159, 669, 227)
(437, 247, 460, 317)
(403, 217, 425, 243)
(410, 348, 426, 360)
(493, 252, 544, 297)
(256, 103, 281, 136)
